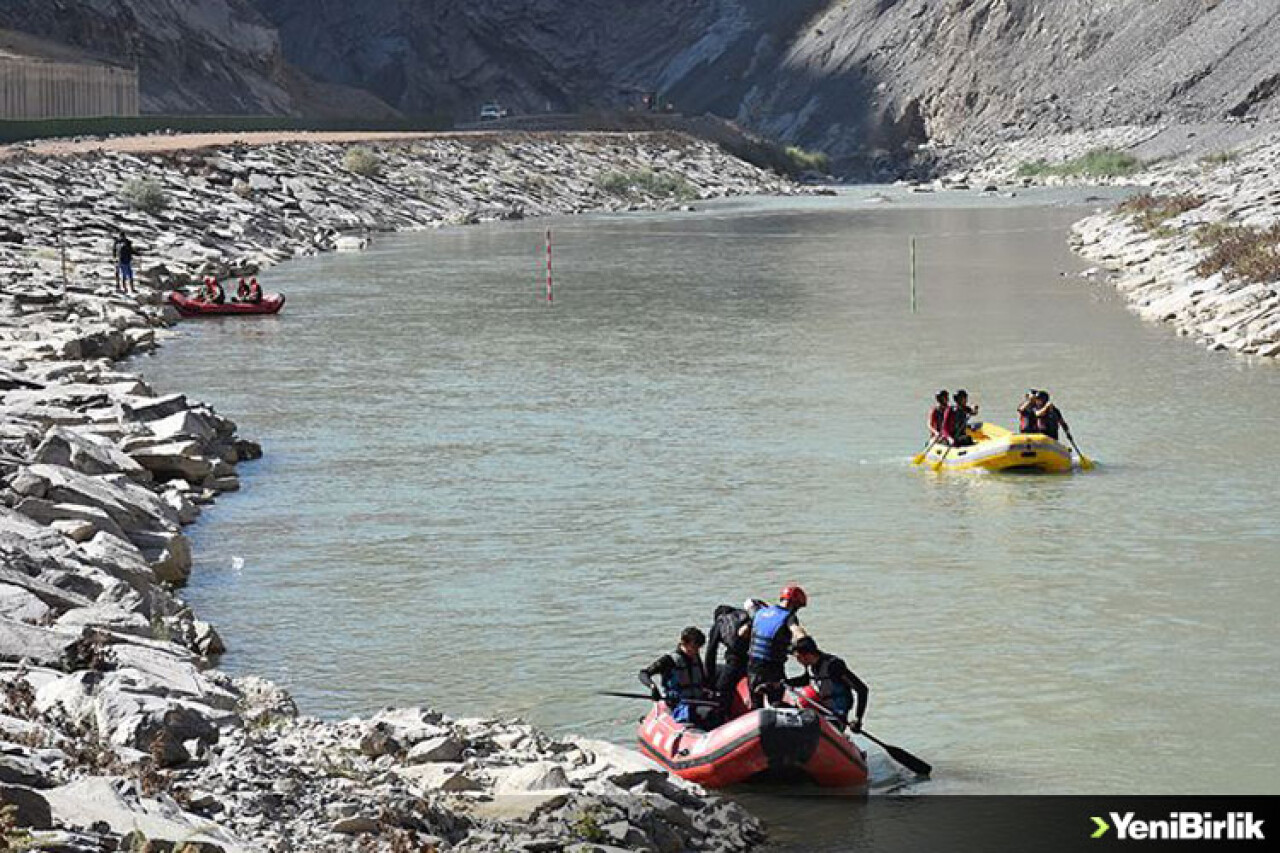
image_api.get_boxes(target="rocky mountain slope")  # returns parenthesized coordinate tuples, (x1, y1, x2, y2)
(4, 2, 1278, 172)
(0, 0, 393, 117)
(251, 0, 1280, 172)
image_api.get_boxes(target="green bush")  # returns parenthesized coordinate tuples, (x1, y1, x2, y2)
(784, 145, 830, 174)
(120, 178, 168, 214)
(1194, 221, 1280, 283)
(343, 146, 382, 177)
(1016, 148, 1143, 179)
(573, 807, 606, 843)
(595, 168, 695, 200)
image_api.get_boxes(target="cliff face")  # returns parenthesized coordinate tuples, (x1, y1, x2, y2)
(0, 0, 394, 117)
(246, 0, 728, 117)
(6, 2, 1278, 170)
(251, 0, 1280, 170)
(727, 0, 1280, 168)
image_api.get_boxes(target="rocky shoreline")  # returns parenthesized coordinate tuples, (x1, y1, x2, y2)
(1, 132, 790, 851)
(1070, 132, 1280, 359)
(943, 122, 1280, 360)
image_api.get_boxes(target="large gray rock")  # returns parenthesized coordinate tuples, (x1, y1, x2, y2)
(14, 498, 130, 542)
(405, 734, 464, 764)
(0, 783, 52, 829)
(42, 777, 247, 852)
(21, 465, 178, 535)
(32, 426, 150, 482)
(145, 410, 219, 444)
(55, 605, 152, 639)
(128, 529, 192, 584)
(0, 584, 51, 624)
(491, 761, 572, 794)
(0, 618, 84, 670)
(117, 394, 191, 423)
(0, 566, 94, 614)
(127, 442, 215, 482)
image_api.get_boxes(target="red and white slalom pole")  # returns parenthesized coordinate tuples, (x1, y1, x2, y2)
(545, 228, 553, 303)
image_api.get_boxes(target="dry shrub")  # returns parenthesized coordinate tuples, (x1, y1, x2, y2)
(343, 146, 382, 177)
(1118, 193, 1205, 233)
(121, 178, 168, 214)
(1195, 222, 1280, 283)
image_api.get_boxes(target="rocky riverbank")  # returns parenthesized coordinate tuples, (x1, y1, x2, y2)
(1070, 131, 1280, 358)
(931, 121, 1280, 360)
(1, 132, 787, 851)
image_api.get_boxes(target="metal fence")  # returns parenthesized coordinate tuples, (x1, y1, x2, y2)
(0, 58, 138, 120)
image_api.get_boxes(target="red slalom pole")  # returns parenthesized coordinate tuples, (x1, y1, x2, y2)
(545, 227, 553, 303)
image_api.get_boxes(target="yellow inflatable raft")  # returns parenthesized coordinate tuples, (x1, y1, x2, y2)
(923, 422, 1075, 473)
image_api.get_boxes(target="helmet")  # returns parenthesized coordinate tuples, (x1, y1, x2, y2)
(792, 636, 818, 655)
(779, 585, 807, 609)
(1036, 390, 1050, 402)
(743, 597, 766, 615)
(954, 388, 968, 400)
(935, 389, 949, 402)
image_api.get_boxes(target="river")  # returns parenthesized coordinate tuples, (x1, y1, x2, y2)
(137, 187, 1280, 847)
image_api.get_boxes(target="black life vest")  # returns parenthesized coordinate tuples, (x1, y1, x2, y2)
(714, 607, 752, 663)
(1037, 406, 1062, 439)
(807, 653, 853, 708)
(662, 649, 707, 702)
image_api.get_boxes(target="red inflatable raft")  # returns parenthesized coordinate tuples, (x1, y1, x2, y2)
(168, 291, 285, 317)
(637, 692, 869, 792)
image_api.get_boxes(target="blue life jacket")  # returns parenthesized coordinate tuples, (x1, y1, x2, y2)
(749, 605, 793, 664)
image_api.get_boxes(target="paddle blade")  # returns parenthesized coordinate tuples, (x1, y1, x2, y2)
(860, 729, 932, 776)
(910, 451, 927, 465)
(1079, 454, 1096, 471)
(882, 742, 932, 777)
(598, 690, 658, 702)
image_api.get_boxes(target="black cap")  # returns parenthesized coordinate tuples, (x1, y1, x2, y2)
(954, 389, 968, 399)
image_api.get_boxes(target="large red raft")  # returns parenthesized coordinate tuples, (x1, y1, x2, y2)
(168, 291, 285, 317)
(637, 696, 869, 792)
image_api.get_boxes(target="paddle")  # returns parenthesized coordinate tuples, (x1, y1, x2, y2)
(787, 689, 932, 777)
(597, 690, 720, 708)
(1061, 423, 1095, 470)
(929, 440, 953, 472)
(910, 436, 940, 466)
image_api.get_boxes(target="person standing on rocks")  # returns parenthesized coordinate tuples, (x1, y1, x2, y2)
(639, 626, 713, 726)
(112, 232, 136, 294)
